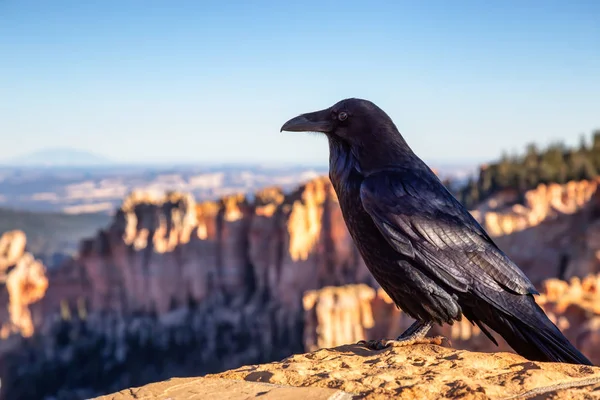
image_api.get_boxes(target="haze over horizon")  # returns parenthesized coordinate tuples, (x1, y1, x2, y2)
(1, 1, 599, 165)
(0, 147, 486, 168)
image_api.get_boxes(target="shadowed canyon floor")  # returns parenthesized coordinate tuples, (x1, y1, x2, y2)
(96, 343, 600, 400)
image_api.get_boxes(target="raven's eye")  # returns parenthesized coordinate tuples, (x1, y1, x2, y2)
(338, 111, 348, 121)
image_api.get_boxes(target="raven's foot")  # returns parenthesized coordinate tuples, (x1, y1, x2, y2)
(357, 320, 446, 351)
(387, 335, 448, 347)
(357, 336, 449, 350)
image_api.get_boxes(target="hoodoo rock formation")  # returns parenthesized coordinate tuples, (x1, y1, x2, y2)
(473, 179, 600, 283)
(0, 230, 48, 339)
(473, 179, 600, 237)
(52, 178, 374, 318)
(1, 177, 600, 399)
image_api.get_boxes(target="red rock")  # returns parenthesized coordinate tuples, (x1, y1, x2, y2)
(0, 230, 48, 338)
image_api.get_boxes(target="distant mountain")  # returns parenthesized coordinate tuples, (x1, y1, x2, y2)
(3, 148, 113, 166)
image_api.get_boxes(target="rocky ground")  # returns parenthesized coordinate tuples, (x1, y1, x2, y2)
(96, 342, 600, 400)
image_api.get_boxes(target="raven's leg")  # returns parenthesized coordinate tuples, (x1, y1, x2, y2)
(397, 320, 433, 340)
(358, 320, 442, 351)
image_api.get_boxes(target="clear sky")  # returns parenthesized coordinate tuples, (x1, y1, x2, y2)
(1, 1, 598, 166)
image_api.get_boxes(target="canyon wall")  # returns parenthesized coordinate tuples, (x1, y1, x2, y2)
(39, 178, 375, 318)
(30, 178, 378, 322)
(2, 177, 600, 399)
(0, 178, 376, 400)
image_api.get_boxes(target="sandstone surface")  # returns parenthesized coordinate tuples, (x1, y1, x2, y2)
(96, 377, 353, 400)
(96, 343, 600, 400)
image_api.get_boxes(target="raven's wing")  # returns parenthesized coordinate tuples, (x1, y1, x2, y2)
(359, 168, 538, 296)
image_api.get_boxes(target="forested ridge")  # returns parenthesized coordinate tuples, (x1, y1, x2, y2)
(455, 130, 600, 209)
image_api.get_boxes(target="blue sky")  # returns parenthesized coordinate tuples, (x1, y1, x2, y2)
(1, 1, 598, 166)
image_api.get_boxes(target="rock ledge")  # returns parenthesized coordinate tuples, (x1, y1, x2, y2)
(96, 343, 600, 399)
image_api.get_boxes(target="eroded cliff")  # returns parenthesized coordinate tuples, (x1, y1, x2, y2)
(1, 177, 375, 400)
(56, 178, 374, 317)
(473, 179, 600, 282)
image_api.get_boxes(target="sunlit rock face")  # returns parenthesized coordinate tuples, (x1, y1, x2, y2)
(45, 177, 372, 318)
(471, 179, 600, 283)
(0, 230, 48, 338)
(472, 179, 600, 237)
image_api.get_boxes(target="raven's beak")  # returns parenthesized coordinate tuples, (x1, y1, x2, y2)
(280, 110, 333, 133)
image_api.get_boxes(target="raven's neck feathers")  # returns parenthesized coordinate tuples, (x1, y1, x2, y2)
(350, 123, 424, 174)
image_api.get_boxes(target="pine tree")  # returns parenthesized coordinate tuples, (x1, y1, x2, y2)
(452, 130, 600, 208)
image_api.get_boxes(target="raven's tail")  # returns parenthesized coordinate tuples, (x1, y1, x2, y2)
(467, 296, 593, 366)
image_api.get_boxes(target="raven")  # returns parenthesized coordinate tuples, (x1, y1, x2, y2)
(281, 98, 592, 365)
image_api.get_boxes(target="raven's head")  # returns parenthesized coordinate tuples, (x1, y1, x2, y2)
(280, 98, 394, 142)
(281, 98, 411, 169)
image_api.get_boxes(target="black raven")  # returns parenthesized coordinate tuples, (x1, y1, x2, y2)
(281, 98, 592, 365)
